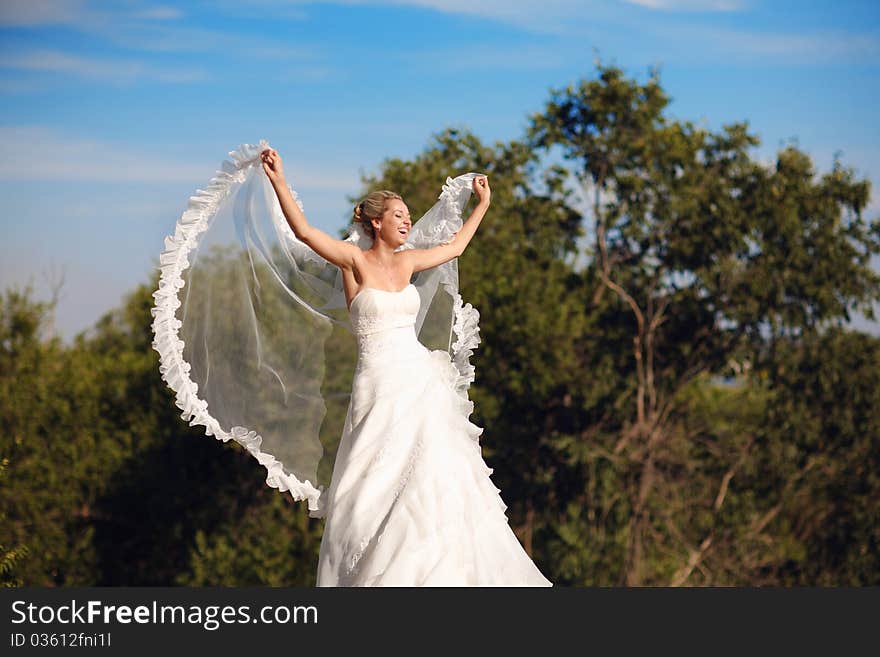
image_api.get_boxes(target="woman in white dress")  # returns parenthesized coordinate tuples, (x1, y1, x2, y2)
(260, 147, 552, 587)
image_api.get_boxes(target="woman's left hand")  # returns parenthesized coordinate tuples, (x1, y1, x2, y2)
(473, 175, 491, 204)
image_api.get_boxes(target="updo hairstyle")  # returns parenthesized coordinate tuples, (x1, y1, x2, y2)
(352, 190, 403, 239)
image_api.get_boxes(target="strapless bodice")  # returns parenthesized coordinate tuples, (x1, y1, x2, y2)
(349, 284, 421, 362)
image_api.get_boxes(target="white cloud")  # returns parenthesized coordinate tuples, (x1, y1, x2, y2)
(400, 40, 574, 73)
(0, 0, 312, 56)
(0, 78, 50, 94)
(233, 0, 878, 66)
(708, 28, 880, 60)
(0, 1, 321, 67)
(132, 5, 184, 21)
(99, 22, 318, 59)
(7, 0, 870, 70)
(654, 25, 880, 63)
(0, 126, 359, 192)
(622, 0, 746, 11)
(238, 0, 609, 34)
(0, 126, 214, 183)
(0, 0, 181, 27)
(0, 49, 208, 85)
(0, 0, 89, 26)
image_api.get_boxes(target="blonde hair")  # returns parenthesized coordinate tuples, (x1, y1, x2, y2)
(352, 190, 403, 239)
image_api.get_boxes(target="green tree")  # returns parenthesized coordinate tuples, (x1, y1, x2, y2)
(0, 285, 97, 585)
(0, 457, 28, 586)
(528, 61, 880, 584)
(0, 282, 323, 586)
(752, 328, 880, 585)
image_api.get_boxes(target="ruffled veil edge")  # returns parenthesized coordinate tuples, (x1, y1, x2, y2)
(150, 140, 483, 518)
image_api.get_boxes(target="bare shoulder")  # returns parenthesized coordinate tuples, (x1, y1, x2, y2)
(334, 239, 363, 270)
(350, 245, 367, 266)
(341, 240, 361, 258)
(396, 247, 420, 271)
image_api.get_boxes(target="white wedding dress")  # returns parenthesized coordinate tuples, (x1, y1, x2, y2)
(315, 283, 552, 586)
(149, 141, 551, 587)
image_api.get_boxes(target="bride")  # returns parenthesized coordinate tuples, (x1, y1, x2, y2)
(261, 147, 552, 587)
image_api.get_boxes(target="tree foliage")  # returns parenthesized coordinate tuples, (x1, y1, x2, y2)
(526, 62, 880, 584)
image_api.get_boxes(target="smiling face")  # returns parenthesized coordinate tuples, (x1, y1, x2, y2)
(371, 198, 412, 246)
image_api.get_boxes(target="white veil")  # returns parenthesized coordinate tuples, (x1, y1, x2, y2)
(151, 141, 483, 518)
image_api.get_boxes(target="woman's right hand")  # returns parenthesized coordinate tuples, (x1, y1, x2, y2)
(261, 148, 285, 183)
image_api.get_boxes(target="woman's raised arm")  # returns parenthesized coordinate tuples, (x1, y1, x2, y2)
(261, 148, 358, 269)
(404, 175, 491, 273)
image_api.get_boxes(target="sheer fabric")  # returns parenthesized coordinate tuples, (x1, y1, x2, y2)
(151, 141, 483, 517)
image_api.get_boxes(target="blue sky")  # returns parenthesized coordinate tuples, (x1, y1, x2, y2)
(1, 0, 878, 339)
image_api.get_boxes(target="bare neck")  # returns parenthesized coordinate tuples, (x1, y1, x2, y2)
(368, 237, 397, 264)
